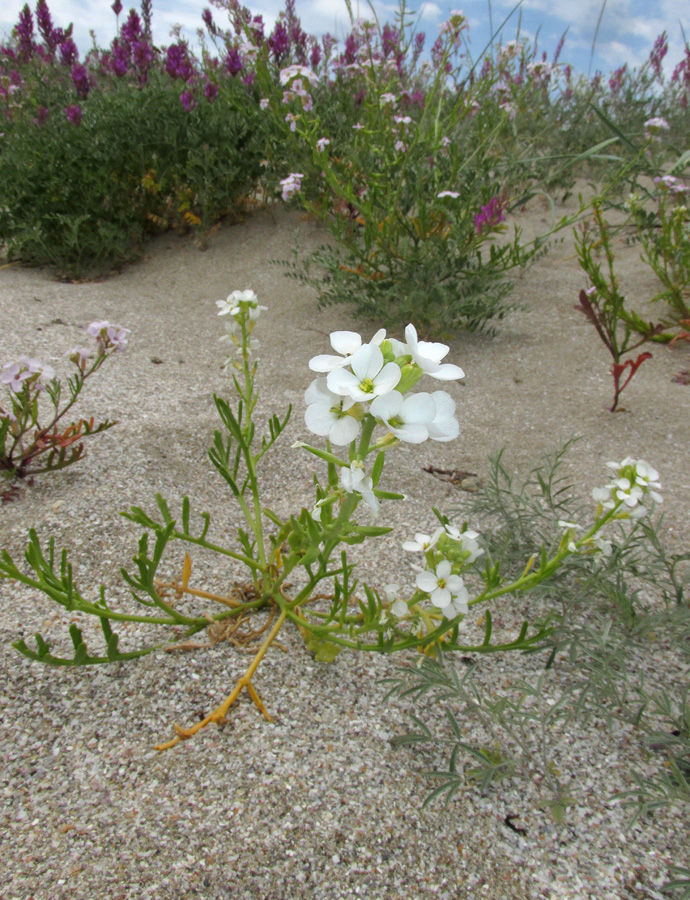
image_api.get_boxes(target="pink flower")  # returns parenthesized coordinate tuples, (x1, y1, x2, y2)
(64, 104, 83, 126)
(87, 321, 130, 352)
(1, 356, 55, 392)
(179, 90, 197, 113)
(279, 173, 304, 202)
(474, 197, 506, 235)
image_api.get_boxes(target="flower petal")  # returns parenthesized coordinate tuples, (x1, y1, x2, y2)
(329, 415, 360, 445)
(330, 331, 362, 355)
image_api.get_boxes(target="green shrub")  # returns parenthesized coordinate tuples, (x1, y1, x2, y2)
(0, 73, 265, 278)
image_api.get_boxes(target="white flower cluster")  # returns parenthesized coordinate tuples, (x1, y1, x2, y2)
(592, 457, 662, 519)
(216, 289, 266, 321)
(396, 523, 483, 620)
(216, 290, 267, 362)
(557, 520, 612, 556)
(305, 325, 465, 516)
(305, 324, 464, 447)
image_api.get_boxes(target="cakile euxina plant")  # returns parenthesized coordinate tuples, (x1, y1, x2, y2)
(0, 290, 667, 750)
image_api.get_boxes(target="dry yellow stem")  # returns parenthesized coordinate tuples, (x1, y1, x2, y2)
(154, 608, 287, 751)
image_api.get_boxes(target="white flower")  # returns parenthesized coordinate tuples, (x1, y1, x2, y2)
(596, 458, 662, 513)
(304, 378, 360, 446)
(436, 523, 484, 563)
(632, 460, 663, 502)
(592, 537, 613, 556)
(427, 390, 459, 441)
(216, 290, 266, 320)
(340, 461, 379, 515)
(416, 560, 469, 615)
(279, 65, 318, 85)
(390, 599, 409, 618)
(383, 583, 399, 600)
(609, 458, 662, 505)
(613, 477, 644, 508)
(370, 390, 436, 443)
(592, 485, 613, 507)
(437, 190, 460, 198)
(327, 344, 401, 402)
(403, 531, 442, 553)
(316, 137, 331, 152)
(644, 117, 669, 130)
(382, 583, 408, 618)
(402, 324, 465, 380)
(218, 318, 239, 341)
(309, 329, 385, 373)
(448, 525, 484, 563)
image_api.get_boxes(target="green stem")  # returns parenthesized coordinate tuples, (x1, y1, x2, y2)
(170, 530, 262, 572)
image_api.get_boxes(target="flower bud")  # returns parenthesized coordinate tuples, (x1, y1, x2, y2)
(395, 362, 424, 394)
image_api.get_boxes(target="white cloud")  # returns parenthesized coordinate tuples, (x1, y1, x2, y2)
(297, 0, 351, 35)
(418, 2, 441, 21)
(598, 38, 647, 69)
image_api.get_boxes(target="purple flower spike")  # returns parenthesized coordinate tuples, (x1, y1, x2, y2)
(381, 23, 398, 58)
(59, 37, 78, 66)
(71, 63, 90, 99)
(36, 0, 58, 53)
(120, 10, 142, 46)
(474, 197, 506, 235)
(268, 21, 290, 64)
(180, 90, 197, 113)
(111, 0, 123, 16)
(649, 32, 668, 79)
(64, 104, 83, 126)
(110, 41, 129, 77)
(16, 4, 35, 61)
(225, 47, 243, 76)
(202, 8, 215, 33)
(309, 41, 321, 70)
(343, 33, 357, 65)
(132, 40, 154, 81)
(165, 42, 195, 81)
(204, 81, 219, 102)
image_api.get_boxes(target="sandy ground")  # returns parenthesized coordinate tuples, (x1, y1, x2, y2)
(0, 200, 689, 900)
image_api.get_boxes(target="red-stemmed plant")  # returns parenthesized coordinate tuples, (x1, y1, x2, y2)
(575, 202, 663, 411)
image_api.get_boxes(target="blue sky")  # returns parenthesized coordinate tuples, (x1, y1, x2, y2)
(1, 0, 687, 79)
